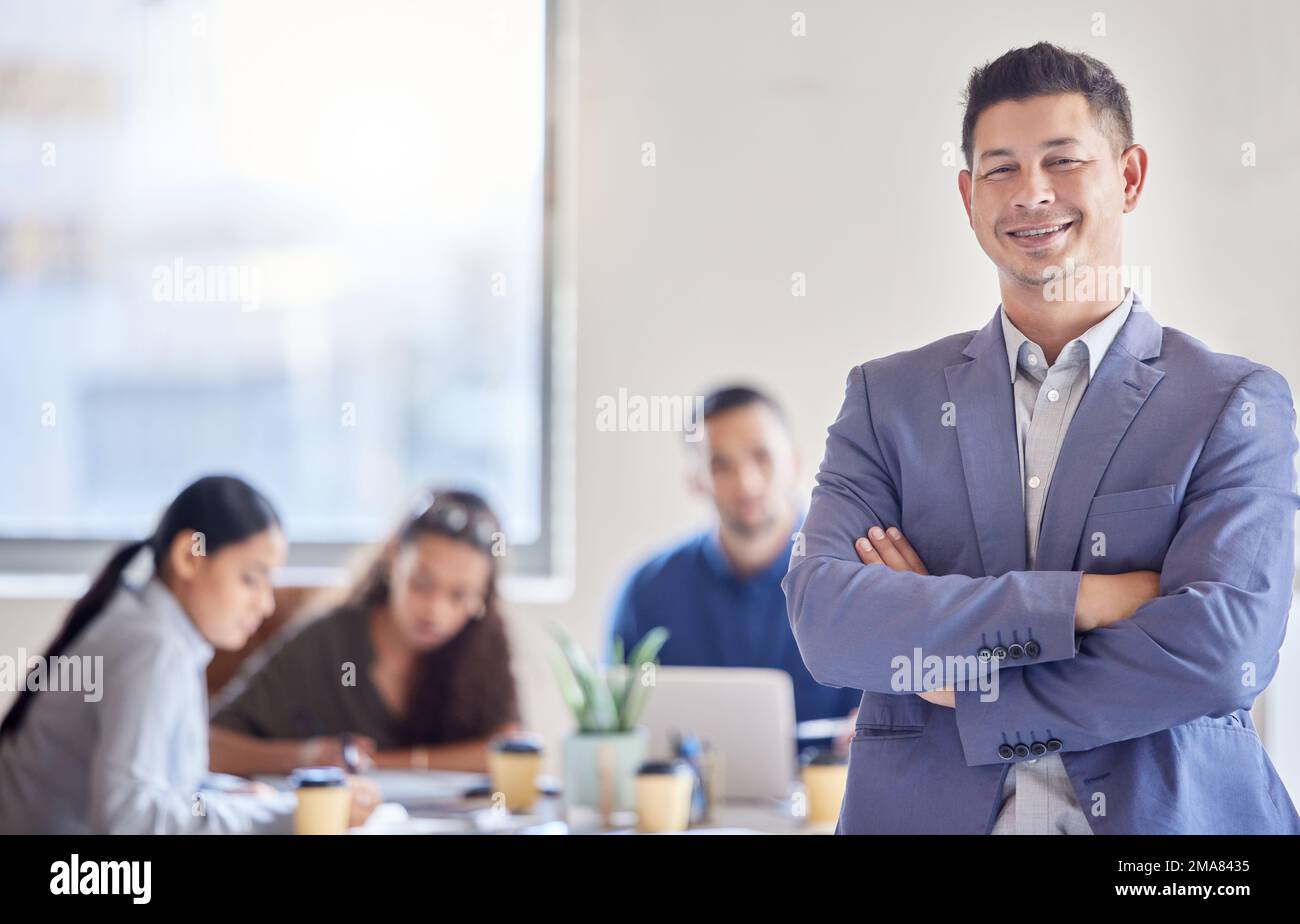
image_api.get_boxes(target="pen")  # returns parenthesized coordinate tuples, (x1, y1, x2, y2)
(340, 733, 361, 775)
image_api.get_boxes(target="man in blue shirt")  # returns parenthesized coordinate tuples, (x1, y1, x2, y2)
(606, 385, 860, 748)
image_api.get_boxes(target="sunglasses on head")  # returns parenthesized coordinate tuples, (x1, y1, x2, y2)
(408, 492, 499, 550)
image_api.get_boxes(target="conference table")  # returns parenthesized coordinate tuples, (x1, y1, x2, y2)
(261, 769, 833, 835)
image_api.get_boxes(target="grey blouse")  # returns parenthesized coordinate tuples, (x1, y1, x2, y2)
(0, 577, 294, 834)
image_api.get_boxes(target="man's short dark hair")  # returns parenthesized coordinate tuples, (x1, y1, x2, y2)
(692, 384, 788, 433)
(961, 42, 1134, 170)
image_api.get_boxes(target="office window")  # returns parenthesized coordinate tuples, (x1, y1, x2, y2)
(0, 0, 559, 580)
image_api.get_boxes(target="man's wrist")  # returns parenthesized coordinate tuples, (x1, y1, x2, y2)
(1074, 573, 1097, 632)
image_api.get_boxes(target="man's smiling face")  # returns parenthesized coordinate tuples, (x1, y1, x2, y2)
(959, 92, 1132, 289)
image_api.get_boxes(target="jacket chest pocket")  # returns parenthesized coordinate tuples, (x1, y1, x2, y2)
(1078, 483, 1180, 573)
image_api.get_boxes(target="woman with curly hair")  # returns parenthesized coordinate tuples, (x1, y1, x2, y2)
(208, 489, 521, 775)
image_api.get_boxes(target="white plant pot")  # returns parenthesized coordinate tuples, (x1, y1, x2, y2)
(562, 726, 649, 813)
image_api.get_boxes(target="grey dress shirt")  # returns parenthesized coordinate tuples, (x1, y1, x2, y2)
(0, 575, 294, 833)
(989, 288, 1135, 835)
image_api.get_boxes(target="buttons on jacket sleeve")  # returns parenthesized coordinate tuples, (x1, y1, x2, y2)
(996, 737, 1065, 761)
(977, 636, 1043, 663)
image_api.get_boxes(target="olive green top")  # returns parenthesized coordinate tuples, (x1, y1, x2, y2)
(210, 603, 409, 750)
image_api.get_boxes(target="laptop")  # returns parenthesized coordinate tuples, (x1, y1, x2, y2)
(638, 666, 798, 802)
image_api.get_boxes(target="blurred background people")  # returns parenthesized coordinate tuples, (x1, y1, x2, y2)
(606, 386, 860, 750)
(210, 489, 522, 775)
(0, 476, 379, 833)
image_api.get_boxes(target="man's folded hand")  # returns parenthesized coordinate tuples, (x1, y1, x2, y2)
(855, 525, 954, 707)
(855, 525, 929, 574)
(854, 523, 1163, 711)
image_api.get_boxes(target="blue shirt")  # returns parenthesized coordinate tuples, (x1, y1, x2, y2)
(607, 515, 860, 733)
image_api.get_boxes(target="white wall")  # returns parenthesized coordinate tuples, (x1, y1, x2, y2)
(3, 0, 1298, 788)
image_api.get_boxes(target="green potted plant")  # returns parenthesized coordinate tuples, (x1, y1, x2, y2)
(547, 621, 669, 817)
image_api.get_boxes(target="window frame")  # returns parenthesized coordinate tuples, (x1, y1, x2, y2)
(0, 0, 576, 604)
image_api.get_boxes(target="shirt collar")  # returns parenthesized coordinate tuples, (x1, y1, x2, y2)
(999, 287, 1135, 384)
(701, 508, 807, 584)
(139, 575, 215, 667)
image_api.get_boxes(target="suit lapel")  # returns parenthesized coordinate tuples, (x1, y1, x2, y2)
(943, 292, 1165, 577)
(1034, 295, 1165, 571)
(944, 311, 1027, 577)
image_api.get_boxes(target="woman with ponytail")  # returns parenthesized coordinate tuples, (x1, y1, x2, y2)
(209, 489, 521, 775)
(0, 475, 376, 833)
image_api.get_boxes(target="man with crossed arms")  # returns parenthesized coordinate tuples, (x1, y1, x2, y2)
(783, 42, 1300, 834)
